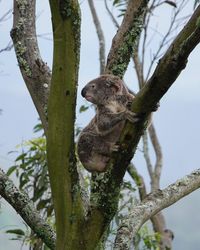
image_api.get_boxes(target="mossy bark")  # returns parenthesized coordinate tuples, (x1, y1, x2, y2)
(47, 1, 84, 249)
(11, 0, 51, 134)
(87, 4, 200, 249)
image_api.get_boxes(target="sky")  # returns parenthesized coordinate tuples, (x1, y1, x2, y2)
(1, 0, 200, 249)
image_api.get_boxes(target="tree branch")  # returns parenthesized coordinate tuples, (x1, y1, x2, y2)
(0, 168, 56, 249)
(114, 169, 200, 249)
(113, 3, 200, 180)
(148, 123, 163, 191)
(11, 0, 51, 133)
(105, 0, 150, 77)
(142, 131, 154, 179)
(88, 5, 200, 248)
(88, 0, 106, 74)
(47, 1, 84, 249)
(127, 164, 147, 200)
(134, 5, 200, 113)
(104, 0, 119, 29)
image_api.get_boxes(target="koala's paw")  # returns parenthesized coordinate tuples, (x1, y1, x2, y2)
(126, 110, 141, 123)
(127, 100, 133, 110)
(152, 102, 160, 112)
(111, 144, 120, 152)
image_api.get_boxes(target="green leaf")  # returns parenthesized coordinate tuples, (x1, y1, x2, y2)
(6, 229, 25, 236)
(19, 172, 29, 189)
(33, 123, 43, 133)
(15, 153, 27, 162)
(37, 199, 51, 210)
(6, 166, 17, 176)
(79, 105, 89, 113)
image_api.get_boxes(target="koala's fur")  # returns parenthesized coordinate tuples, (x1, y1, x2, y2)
(77, 74, 139, 173)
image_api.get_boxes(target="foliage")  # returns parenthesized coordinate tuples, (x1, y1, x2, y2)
(6, 125, 53, 249)
(113, 0, 128, 17)
(135, 226, 161, 250)
(5, 121, 161, 249)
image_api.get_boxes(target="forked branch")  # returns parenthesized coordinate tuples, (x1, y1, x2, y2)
(114, 169, 200, 249)
(0, 168, 56, 249)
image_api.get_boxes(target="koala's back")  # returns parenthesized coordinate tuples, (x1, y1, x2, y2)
(77, 116, 111, 172)
(77, 74, 136, 172)
(77, 98, 128, 172)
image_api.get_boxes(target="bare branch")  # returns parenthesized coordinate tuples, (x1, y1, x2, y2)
(88, 0, 106, 74)
(148, 123, 163, 190)
(0, 168, 56, 249)
(114, 169, 200, 250)
(105, 0, 150, 77)
(145, 0, 188, 81)
(133, 54, 144, 89)
(133, 5, 200, 113)
(0, 41, 13, 53)
(127, 164, 171, 247)
(0, 9, 12, 22)
(88, 6, 200, 247)
(127, 164, 147, 200)
(142, 131, 154, 179)
(11, 0, 51, 134)
(104, 0, 119, 29)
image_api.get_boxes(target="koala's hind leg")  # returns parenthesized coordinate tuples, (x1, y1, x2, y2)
(78, 132, 114, 172)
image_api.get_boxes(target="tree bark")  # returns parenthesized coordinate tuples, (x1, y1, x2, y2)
(8, 1, 200, 249)
(11, 0, 51, 134)
(114, 169, 200, 249)
(88, 4, 200, 249)
(105, 0, 149, 77)
(88, 0, 106, 74)
(47, 1, 84, 249)
(0, 168, 56, 249)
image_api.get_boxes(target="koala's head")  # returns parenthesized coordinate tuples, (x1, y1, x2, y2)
(81, 74, 124, 105)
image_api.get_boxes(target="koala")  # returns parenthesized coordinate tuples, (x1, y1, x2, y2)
(160, 229, 174, 250)
(77, 74, 139, 173)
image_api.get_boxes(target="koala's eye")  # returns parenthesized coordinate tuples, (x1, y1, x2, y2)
(91, 84, 95, 88)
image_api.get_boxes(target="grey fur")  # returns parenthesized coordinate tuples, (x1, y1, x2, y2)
(77, 74, 138, 173)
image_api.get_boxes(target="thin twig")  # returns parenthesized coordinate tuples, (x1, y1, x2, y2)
(145, 0, 188, 81)
(104, 0, 119, 29)
(148, 123, 163, 191)
(88, 0, 106, 74)
(0, 41, 13, 53)
(0, 9, 12, 22)
(127, 164, 147, 200)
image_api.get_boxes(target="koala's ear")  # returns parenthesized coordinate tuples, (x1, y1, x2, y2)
(108, 80, 123, 94)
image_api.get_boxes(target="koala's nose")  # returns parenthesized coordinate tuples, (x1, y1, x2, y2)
(81, 87, 87, 97)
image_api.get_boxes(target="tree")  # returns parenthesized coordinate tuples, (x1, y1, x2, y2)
(1, 0, 200, 249)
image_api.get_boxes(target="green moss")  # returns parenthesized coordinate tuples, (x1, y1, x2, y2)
(15, 41, 32, 77)
(91, 170, 121, 221)
(59, 0, 72, 19)
(59, 0, 81, 23)
(196, 16, 200, 28)
(16, 17, 26, 29)
(108, 7, 145, 77)
(16, 0, 28, 13)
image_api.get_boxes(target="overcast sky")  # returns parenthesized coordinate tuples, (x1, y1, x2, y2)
(1, 1, 200, 249)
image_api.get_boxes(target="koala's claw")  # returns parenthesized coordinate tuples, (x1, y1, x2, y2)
(126, 110, 141, 123)
(152, 102, 160, 112)
(111, 144, 120, 152)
